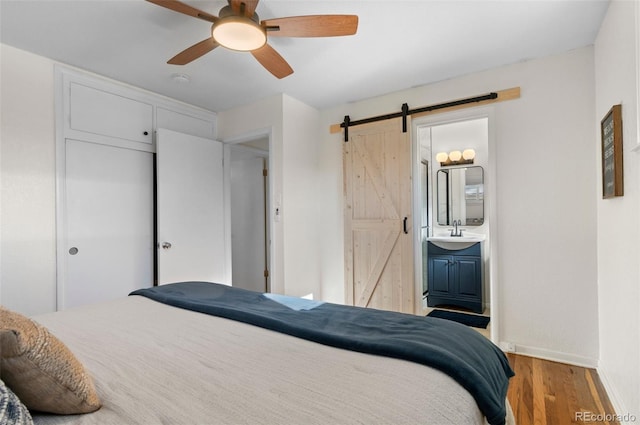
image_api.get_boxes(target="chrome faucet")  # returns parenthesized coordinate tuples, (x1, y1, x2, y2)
(450, 219, 463, 237)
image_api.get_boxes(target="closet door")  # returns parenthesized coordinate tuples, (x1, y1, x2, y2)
(343, 118, 414, 314)
(156, 129, 226, 285)
(64, 140, 154, 309)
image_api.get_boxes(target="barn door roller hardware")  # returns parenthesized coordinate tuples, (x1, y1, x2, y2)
(332, 87, 520, 142)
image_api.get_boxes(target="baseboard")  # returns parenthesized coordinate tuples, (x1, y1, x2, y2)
(500, 342, 598, 368)
(598, 365, 637, 424)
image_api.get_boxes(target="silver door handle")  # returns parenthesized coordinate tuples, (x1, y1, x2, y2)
(161, 242, 172, 250)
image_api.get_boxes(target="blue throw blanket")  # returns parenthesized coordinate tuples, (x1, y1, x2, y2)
(131, 282, 514, 425)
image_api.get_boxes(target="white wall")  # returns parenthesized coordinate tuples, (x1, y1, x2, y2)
(1, 44, 57, 315)
(217, 94, 322, 297)
(594, 0, 640, 418)
(281, 95, 321, 298)
(318, 46, 599, 366)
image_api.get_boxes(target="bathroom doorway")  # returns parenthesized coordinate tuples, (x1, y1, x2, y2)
(229, 138, 270, 293)
(413, 113, 494, 340)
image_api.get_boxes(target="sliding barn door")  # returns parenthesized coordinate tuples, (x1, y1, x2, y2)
(344, 118, 414, 314)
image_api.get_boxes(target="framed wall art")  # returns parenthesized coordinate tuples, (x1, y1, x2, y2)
(601, 104, 623, 198)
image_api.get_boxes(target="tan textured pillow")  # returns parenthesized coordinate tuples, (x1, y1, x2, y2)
(0, 306, 101, 414)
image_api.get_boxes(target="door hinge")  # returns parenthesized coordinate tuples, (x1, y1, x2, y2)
(264, 269, 270, 278)
(263, 168, 268, 177)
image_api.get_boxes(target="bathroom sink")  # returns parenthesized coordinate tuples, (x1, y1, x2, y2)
(426, 234, 485, 250)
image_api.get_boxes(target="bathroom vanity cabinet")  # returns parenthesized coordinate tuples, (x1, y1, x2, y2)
(427, 241, 483, 313)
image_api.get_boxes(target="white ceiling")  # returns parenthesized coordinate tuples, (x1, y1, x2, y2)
(0, 0, 609, 112)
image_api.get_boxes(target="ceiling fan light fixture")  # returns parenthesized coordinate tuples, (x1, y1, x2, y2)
(212, 16, 266, 52)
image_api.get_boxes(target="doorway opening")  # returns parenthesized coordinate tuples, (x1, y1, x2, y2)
(229, 138, 271, 293)
(413, 112, 496, 341)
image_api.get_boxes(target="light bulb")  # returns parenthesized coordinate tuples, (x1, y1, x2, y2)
(449, 150, 462, 162)
(462, 149, 476, 160)
(435, 152, 449, 163)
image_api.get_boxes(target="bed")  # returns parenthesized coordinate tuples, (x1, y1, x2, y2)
(2, 282, 515, 425)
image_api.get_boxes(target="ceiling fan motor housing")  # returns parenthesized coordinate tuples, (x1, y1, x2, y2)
(218, 4, 260, 23)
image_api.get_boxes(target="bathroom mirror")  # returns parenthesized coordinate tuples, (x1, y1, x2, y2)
(436, 166, 484, 226)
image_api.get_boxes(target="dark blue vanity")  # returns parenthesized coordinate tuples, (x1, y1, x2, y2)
(426, 241, 483, 314)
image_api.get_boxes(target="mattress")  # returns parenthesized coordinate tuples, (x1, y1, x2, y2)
(31, 295, 515, 424)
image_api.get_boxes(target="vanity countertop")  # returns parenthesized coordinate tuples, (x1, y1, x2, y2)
(426, 234, 485, 250)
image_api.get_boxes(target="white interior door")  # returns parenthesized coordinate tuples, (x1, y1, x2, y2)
(156, 128, 226, 285)
(64, 139, 154, 309)
(231, 157, 267, 292)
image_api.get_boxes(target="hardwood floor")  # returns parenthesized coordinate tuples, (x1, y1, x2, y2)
(507, 353, 619, 425)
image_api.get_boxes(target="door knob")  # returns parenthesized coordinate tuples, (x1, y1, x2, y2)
(69, 247, 79, 255)
(161, 242, 172, 250)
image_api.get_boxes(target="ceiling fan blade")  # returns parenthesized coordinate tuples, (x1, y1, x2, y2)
(168, 38, 219, 65)
(229, 0, 259, 18)
(251, 44, 293, 79)
(262, 15, 358, 37)
(146, 0, 218, 23)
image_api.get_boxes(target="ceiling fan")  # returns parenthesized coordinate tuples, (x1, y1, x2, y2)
(147, 0, 359, 79)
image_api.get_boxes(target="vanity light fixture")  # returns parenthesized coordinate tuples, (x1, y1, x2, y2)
(436, 148, 476, 166)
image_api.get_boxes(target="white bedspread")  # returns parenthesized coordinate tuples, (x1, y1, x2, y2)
(31, 296, 514, 425)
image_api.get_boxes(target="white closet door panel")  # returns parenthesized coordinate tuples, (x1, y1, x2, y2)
(231, 157, 266, 293)
(65, 139, 154, 309)
(156, 129, 226, 285)
(69, 82, 153, 144)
